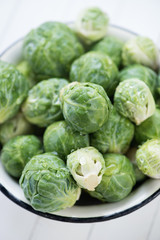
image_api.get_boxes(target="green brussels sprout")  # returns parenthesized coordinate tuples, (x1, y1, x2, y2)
(91, 107, 134, 154)
(20, 153, 81, 212)
(23, 22, 84, 79)
(119, 64, 157, 96)
(67, 147, 105, 191)
(16, 60, 36, 88)
(114, 78, 155, 125)
(22, 78, 68, 127)
(136, 139, 160, 178)
(155, 98, 160, 107)
(0, 61, 29, 124)
(126, 147, 146, 182)
(157, 71, 160, 96)
(44, 120, 89, 160)
(1, 135, 42, 178)
(70, 52, 119, 96)
(122, 36, 160, 70)
(91, 36, 123, 67)
(88, 153, 136, 202)
(135, 108, 160, 144)
(75, 7, 109, 44)
(0, 112, 33, 145)
(60, 82, 111, 133)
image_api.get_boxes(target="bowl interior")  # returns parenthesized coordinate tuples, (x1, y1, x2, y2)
(0, 25, 160, 222)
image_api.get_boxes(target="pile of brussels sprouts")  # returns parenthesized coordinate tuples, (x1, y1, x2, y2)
(1, 7, 160, 213)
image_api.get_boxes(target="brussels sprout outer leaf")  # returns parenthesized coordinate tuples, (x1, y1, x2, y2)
(119, 64, 157, 97)
(135, 108, 160, 144)
(44, 120, 89, 160)
(91, 36, 123, 67)
(0, 112, 33, 145)
(88, 153, 136, 202)
(20, 153, 81, 212)
(126, 147, 146, 183)
(1, 135, 42, 178)
(91, 107, 134, 154)
(60, 82, 111, 133)
(156, 71, 160, 95)
(136, 139, 160, 178)
(16, 60, 36, 88)
(23, 22, 84, 78)
(70, 52, 119, 97)
(75, 7, 109, 44)
(114, 78, 156, 125)
(0, 61, 29, 123)
(122, 36, 160, 70)
(22, 78, 68, 127)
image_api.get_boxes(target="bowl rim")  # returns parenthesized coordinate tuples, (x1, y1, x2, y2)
(0, 23, 160, 223)
(0, 183, 160, 223)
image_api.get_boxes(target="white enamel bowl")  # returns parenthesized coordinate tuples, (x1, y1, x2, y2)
(0, 24, 160, 223)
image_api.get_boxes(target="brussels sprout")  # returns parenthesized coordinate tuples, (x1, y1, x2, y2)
(126, 147, 146, 182)
(122, 36, 160, 70)
(20, 153, 81, 212)
(88, 153, 136, 202)
(67, 147, 105, 191)
(0, 112, 33, 145)
(75, 7, 109, 44)
(135, 108, 160, 144)
(114, 78, 155, 125)
(157, 71, 160, 95)
(119, 64, 157, 96)
(136, 139, 160, 178)
(16, 60, 36, 88)
(23, 22, 84, 79)
(22, 78, 68, 127)
(0, 61, 29, 124)
(155, 98, 160, 107)
(44, 121, 89, 160)
(1, 135, 42, 178)
(60, 82, 111, 133)
(70, 52, 119, 96)
(91, 107, 134, 154)
(91, 36, 123, 67)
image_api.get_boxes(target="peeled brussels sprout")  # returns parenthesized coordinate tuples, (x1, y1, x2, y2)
(23, 22, 84, 79)
(16, 60, 36, 88)
(67, 147, 105, 191)
(1, 135, 42, 178)
(44, 121, 89, 159)
(122, 36, 160, 70)
(20, 153, 81, 212)
(75, 7, 109, 44)
(0, 61, 29, 124)
(22, 78, 68, 127)
(91, 107, 134, 154)
(119, 64, 157, 96)
(114, 78, 155, 125)
(60, 82, 111, 133)
(70, 52, 119, 96)
(136, 139, 160, 178)
(135, 108, 160, 144)
(0, 112, 33, 145)
(91, 36, 123, 67)
(88, 153, 136, 202)
(126, 147, 146, 182)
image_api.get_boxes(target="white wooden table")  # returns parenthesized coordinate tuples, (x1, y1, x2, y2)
(0, 0, 160, 239)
